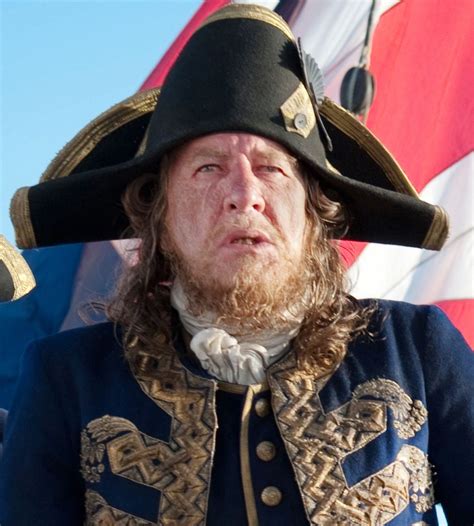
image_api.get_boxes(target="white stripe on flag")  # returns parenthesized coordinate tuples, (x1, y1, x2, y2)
(348, 152, 474, 303)
(290, 0, 398, 101)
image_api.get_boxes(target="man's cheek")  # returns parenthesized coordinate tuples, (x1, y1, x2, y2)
(178, 221, 206, 251)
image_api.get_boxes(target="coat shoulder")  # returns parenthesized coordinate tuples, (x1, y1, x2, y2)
(26, 321, 122, 371)
(358, 298, 451, 334)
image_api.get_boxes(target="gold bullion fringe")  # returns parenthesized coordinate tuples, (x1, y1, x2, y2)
(320, 98, 419, 197)
(421, 205, 450, 250)
(10, 187, 37, 249)
(200, 4, 294, 43)
(41, 89, 160, 182)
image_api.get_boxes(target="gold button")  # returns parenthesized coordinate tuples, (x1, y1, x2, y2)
(255, 398, 270, 417)
(261, 486, 282, 506)
(256, 441, 276, 462)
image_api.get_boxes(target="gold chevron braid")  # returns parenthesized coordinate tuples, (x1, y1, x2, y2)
(134, 350, 217, 525)
(85, 489, 154, 525)
(200, 4, 295, 42)
(0, 234, 35, 298)
(41, 89, 160, 182)
(81, 352, 217, 525)
(82, 417, 205, 521)
(320, 98, 419, 197)
(268, 352, 432, 524)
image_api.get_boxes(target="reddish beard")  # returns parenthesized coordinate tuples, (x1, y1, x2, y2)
(163, 222, 313, 335)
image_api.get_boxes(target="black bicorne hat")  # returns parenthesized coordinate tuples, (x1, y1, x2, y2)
(10, 4, 448, 250)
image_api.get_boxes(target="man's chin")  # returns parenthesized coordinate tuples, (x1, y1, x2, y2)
(181, 256, 308, 325)
(209, 255, 277, 290)
(167, 242, 310, 328)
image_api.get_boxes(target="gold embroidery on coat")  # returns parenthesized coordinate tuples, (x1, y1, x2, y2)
(80, 416, 141, 483)
(81, 429, 105, 483)
(402, 447, 435, 513)
(268, 352, 432, 524)
(132, 349, 217, 526)
(353, 379, 428, 439)
(80, 352, 217, 526)
(85, 489, 154, 525)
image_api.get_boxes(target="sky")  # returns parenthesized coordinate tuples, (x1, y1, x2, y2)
(1, 0, 200, 244)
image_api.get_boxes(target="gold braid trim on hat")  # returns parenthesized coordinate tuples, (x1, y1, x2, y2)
(0, 235, 35, 299)
(320, 98, 419, 197)
(421, 205, 450, 250)
(200, 4, 295, 42)
(10, 187, 37, 249)
(41, 89, 160, 182)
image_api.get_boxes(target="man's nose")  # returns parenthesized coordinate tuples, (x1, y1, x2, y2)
(223, 160, 265, 213)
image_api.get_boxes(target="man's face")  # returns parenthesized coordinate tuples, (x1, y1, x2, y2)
(164, 133, 308, 308)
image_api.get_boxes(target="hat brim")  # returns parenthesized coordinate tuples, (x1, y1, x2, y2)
(0, 235, 35, 301)
(10, 88, 448, 251)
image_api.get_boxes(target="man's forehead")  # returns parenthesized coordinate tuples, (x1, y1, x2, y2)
(173, 132, 299, 162)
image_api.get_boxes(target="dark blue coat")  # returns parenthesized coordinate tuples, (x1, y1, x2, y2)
(0, 301, 473, 525)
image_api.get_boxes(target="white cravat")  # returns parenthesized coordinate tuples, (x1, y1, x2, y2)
(170, 281, 303, 385)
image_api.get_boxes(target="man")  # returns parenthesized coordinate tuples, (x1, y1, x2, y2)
(1, 4, 473, 525)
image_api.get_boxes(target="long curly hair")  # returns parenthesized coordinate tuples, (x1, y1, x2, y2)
(107, 156, 374, 376)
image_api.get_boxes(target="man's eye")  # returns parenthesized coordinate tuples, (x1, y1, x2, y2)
(258, 165, 283, 174)
(197, 164, 220, 173)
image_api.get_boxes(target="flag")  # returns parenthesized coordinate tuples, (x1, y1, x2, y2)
(344, 0, 474, 348)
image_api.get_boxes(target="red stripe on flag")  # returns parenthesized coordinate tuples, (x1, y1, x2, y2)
(435, 299, 474, 349)
(362, 1, 474, 346)
(366, 0, 474, 191)
(140, 0, 229, 91)
(339, 240, 367, 269)
(341, 1, 473, 269)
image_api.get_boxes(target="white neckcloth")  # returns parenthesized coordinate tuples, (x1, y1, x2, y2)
(170, 282, 302, 385)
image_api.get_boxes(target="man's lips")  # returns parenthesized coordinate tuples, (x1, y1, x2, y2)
(220, 230, 273, 247)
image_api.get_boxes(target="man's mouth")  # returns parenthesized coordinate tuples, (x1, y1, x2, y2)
(225, 231, 271, 247)
(231, 237, 262, 245)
